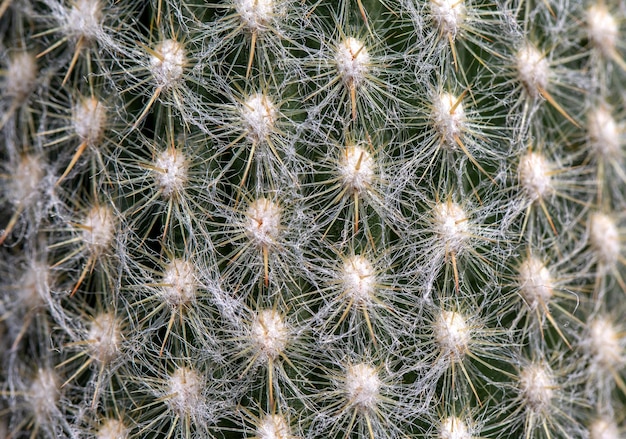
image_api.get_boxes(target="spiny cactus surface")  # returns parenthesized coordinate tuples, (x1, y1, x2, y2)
(1, 0, 626, 438)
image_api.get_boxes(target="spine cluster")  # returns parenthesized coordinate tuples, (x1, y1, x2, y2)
(1, 0, 625, 438)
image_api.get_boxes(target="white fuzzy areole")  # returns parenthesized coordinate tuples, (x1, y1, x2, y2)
(88, 312, 121, 364)
(519, 363, 553, 413)
(12, 154, 43, 203)
(589, 212, 620, 267)
(335, 37, 370, 87)
(154, 148, 188, 198)
(235, 0, 274, 31)
(257, 414, 291, 439)
(162, 258, 197, 307)
(588, 105, 620, 159)
(433, 201, 469, 252)
(342, 255, 376, 303)
(82, 205, 115, 254)
(587, 5, 618, 57)
(97, 419, 128, 439)
(434, 310, 470, 360)
(245, 198, 281, 248)
(517, 257, 553, 310)
(345, 363, 380, 410)
(589, 318, 622, 368)
(516, 44, 549, 98)
(5, 52, 37, 102)
(66, 0, 102, 40)
(432, 92, 465, 147)
(518, 151, 551, 201)
(430, 0, 466, 38)
(439, 416, 471, 439)
(73, 97, 107, 146)
(167, 367, 203, 416)
(28, 368, 60, 420)
(150, 39, 186, 89)
(242, 93, 277, 143)
(19, 262, 49, 310)
(589, 418, 620, 439)
(251, 309, 288, 360)
(340, 145, 375, 193)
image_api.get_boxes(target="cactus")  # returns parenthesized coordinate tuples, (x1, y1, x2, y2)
(1, 0, 625, 438)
